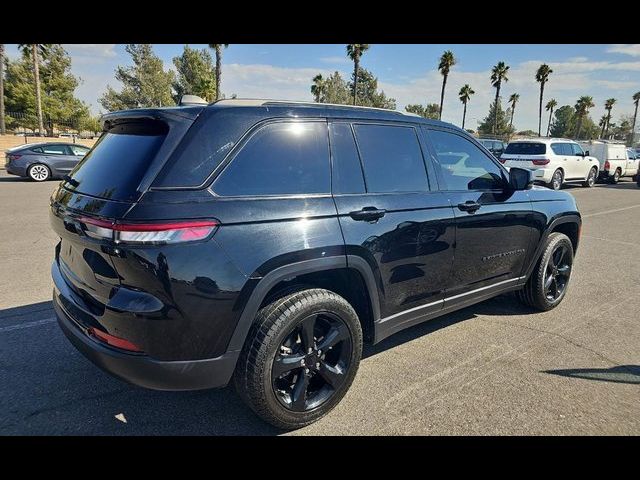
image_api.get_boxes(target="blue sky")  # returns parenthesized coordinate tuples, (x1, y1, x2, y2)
(5, 44, 640, 132)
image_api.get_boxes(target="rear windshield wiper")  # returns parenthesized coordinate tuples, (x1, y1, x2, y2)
(63, 175, 79, 187)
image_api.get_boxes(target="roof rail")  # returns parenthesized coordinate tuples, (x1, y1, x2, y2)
(214, 98, 420, 118)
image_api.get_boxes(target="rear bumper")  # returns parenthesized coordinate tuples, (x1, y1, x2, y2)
(532, 168, 554, 183)
(53, 261, 238, 391)
(5, 163, 27, 177)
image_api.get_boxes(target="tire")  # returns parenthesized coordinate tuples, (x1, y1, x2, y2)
(582, 167, 597, 188)
(516, 232, 574, 311)
(234, 288, 363, 430)
(549, 169, 563, 190)
(609, 168, 621, 184)
(27, 163, 51, 182)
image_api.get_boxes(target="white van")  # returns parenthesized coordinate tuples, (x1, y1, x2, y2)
(577, 140, 630, 183)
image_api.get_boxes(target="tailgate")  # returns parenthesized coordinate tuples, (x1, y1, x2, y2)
(50, 186, 131, 307)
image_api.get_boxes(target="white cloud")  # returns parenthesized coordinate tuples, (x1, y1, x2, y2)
(223, 63, 346, 100)
(319, 56, 351, 65)
(64, 44, 117, 58)
(607, 44, 640, 57)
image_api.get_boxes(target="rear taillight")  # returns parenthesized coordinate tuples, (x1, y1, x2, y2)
(532, 159, 550, 165)
(8, 154, 22, 161)
(78, 217, 219, 245)
(89, 327, 143, 352)
(604, 160, 611, 170)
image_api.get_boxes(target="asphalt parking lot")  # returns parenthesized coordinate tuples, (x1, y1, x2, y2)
(0, 170, 638, 435)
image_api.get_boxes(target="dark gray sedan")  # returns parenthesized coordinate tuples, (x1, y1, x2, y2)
(4, 142, 91, 181)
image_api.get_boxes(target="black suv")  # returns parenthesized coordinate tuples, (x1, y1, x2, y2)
(50, 100, 581, 429)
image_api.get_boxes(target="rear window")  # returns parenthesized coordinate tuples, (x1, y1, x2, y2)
(65, 122, 167, 202)
(504, 142, 546, 155)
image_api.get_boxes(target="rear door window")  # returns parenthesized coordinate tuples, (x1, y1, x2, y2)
(352, 124, 429, 193)
(329, 123, 365, 194)
(212, 121, 330, 196)
(65, 122, 167, 201)
(504, 142, 546, 155)
(42, 145, 71, 155)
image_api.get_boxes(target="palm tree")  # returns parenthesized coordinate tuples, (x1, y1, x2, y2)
(0, 44, 5, 135)
(208, 44, 228, 101)
(437, 50, 456, 120)
(604, 98, 616, 138)
(346, 44, 370, 105)
(508, 93, 520, 129)
(630, 91, 640, 145)
(18, 44, 50, 136)
(311, 74, 325, 103)
(535, 64, 553, 137)
(545, 99, 557, 137)
(490, 61, 510, 134)
(574, 95, 595, 139)
(599, 115, 608, 139)
(458, 84, 475, 129)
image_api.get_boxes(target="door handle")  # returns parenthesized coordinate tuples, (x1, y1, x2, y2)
(457, 201, 481, 213)
(349, 207, 386, 222)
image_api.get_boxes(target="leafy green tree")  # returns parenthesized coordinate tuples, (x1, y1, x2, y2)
(100, 44, 175, 112)
(5, 45, 90, 135)
(347, 68, 395, 109)
(0, 44, 5, 134)
(79, 115, 102, 135)
(437, 50, 456, 120)
(405, 103, 440, 119)
(477, 100, 513, 137)
(545, 99, 557, 137)
(18, 44, 51, 135)
(346, 44, 370, 105)
(574, 95, 595, 139)
(458, 84, 475, 129)
(603, 98, 616, 138)
(311, 74, 326, 102)
(550, 105, 574, 137)
(508, 93, 520, 129)
(490, 61, 510, 134)
(517, 130, 538, 136)
(598, 115, 607, 138)
(208, 44, 228, 101)
(610, 114, 633, 141)
(173, 45, 216, 102)
(535, 64, 553, 136)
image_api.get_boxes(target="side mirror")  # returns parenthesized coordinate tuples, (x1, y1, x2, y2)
(509, 167, 534, 191)
(584, 150, 590, 156)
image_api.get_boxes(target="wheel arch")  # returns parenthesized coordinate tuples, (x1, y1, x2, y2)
(524, 214, 581, 279)
(226, 256, 380, 352)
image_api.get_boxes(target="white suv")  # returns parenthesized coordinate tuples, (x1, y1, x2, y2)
(500, 138, 599, 190)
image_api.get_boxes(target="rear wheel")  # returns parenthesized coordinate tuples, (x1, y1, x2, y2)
(234, 288, 363, 430)
(609, 168, 621, 184)
(28, 164, 50, 182)
(582, 167, 597, 187)
(549, 169, 563, 190)
(516, 232, 574, 311)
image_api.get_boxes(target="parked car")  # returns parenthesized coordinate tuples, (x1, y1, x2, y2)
(4, 142, 91, 181)
(577, 140, 631, 184)
(500, 138, 599, 190)
(626, 148, 640, 180)
(478, 138, 507, 158)
(50, 99, 581, 429)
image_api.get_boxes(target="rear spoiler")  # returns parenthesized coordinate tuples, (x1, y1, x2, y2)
(100, 106, 206, 131)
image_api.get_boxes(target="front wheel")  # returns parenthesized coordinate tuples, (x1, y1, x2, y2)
(234, 288, 363, 430)
(516, 232, 574, 311)
(549, 169, 563, 190)
(582, 167, 597, 187)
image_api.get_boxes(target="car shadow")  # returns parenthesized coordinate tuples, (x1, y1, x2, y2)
(543, 365, 640, 385)
(364, 293, 532, 358)
(0, 293, 533, 435)
(0, 176, 29, 183)
(0, 301, 281, 435)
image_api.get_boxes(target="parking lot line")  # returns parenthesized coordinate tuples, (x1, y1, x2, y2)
(0, 317, 56, 333)
(582, 203, 640, 218)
